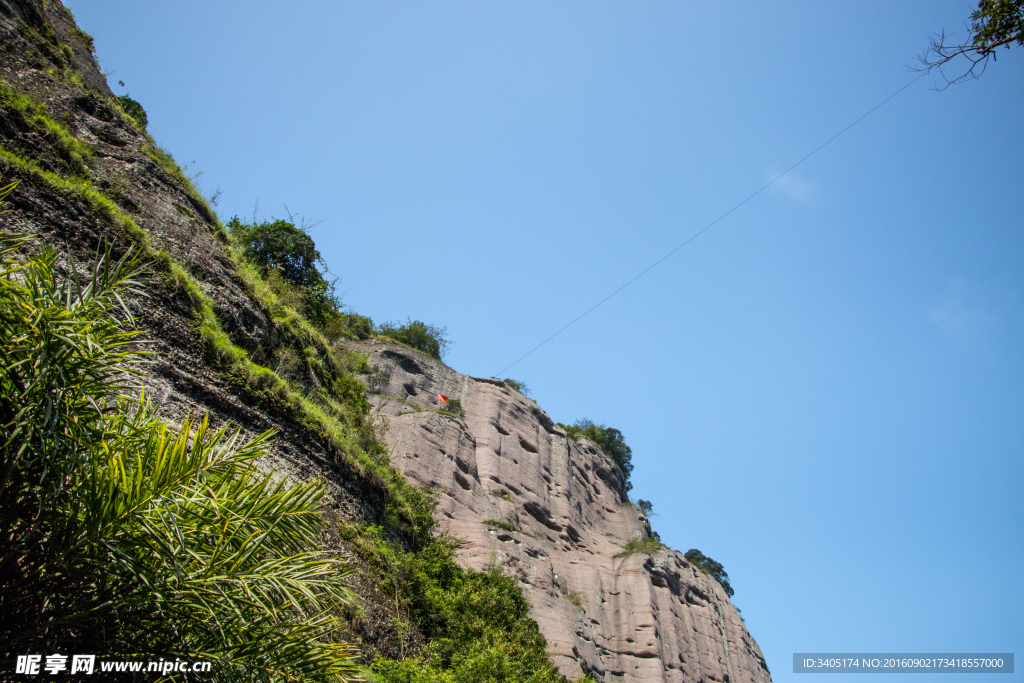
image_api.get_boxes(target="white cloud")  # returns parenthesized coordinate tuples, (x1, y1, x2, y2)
(929, 277, 1002, 343)
(766, 169, 811, 202)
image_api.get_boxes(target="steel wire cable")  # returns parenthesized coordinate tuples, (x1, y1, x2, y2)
(495, 74, 926, 377)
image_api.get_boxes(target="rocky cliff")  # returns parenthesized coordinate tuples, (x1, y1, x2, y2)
(0, 2, 771, 681)
(354, 340, 771, 683)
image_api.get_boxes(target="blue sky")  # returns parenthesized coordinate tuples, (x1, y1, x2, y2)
(65, 2, 1022, 680)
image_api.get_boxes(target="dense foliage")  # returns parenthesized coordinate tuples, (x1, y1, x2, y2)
(226, 218, 451, 359)
(379, 318, 451, 360)
(971, 0, 1024, 50)
(115, 94, 147, 128)
(228, 216, 341, 326)
(684, 549, 734, 598)
(0, 200, 358, 680)
(503, 378, 530, 396)
(558, 419, 633, 492)
(346, 526, 570, 683)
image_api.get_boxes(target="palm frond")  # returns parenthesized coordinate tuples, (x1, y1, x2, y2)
(1, 202, 361, 682)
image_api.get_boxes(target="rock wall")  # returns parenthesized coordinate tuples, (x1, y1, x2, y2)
(0, 2, 772, 679)
(355, 339, 772, 683)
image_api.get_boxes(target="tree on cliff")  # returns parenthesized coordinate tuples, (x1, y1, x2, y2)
(378, 318, 452, 360)
(685, 549, 734, 598)
(228, 215, 341, 326)
(918, 0, 1023, 86)
(559, 419, 634, 491)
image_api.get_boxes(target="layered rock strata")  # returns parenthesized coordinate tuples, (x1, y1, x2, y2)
(354, 339, 772, 683)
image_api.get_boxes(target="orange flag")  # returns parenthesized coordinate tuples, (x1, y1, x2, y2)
(438, 393, 449, 404)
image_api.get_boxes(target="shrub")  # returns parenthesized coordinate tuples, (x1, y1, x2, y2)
(0, 219, 358, 680)
(441, 397, 465, 419)
(559, 419, 633, 492)
(347, 526, 567, 683)
(228, 216, 341, 327)
(566, 591, 586, 610)
(228, 216, 322, 287)
(115, 94, 147, 128)
(366, 366, 391, 393)
(0, 82, 93, 177)
(379, 318, 451, 360)
(503, 378, 529, 396)
(636, 499, 654, 516)
(323, 311, 375, 341)
(684, 549, 734, 598)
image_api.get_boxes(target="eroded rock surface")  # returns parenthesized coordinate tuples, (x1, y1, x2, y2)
(353, 339, 772, 683)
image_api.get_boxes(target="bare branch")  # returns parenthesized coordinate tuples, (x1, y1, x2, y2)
(915, 1, 1023, 89)
(914, 29, 995, 89)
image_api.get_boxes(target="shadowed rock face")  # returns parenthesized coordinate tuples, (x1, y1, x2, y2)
(354, 339, 772, 683)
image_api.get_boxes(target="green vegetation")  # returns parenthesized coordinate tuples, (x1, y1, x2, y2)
(0, 56, 573, 680)
(503, 378, 530, 396)
(0, 81, 93, 178)
(441, 397, 465, 419)
(226, 216, 448, 353)
(229, 216, 326, 287)
(379, 318, 451, 360)
(142, 145, 225, 234)
(71, 26, 95, 54)
(558, 419, 634, 492)
(483, 518, 522, 534)
(920, 0, 1024, 84)
(115, 93, 147, 128)
(228, 215, 339, 326)
(344, 525, 570, 683)
(613, 535, 663, 558)
(684, 549, 734, 598)
(16, 8, 85, 87)
(552, 578, 586, 611)
(326, 310, 377, 341)
(490, 488, 513, 501)
(0, 137, 434, 549)
(0, 215, 358, 680)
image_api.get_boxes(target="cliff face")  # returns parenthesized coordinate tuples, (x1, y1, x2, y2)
(0, 3, 771, 681)
(0, 0, 387, 528)
(356, 339, 772, 683)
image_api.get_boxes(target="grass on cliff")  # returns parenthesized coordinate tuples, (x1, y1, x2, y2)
(0, 139, 435, 543)
(483, 518, 520, 533)
(0, 81, 93, 178)
(612, 535, 663, 558)
(0, 172, 573, 683)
